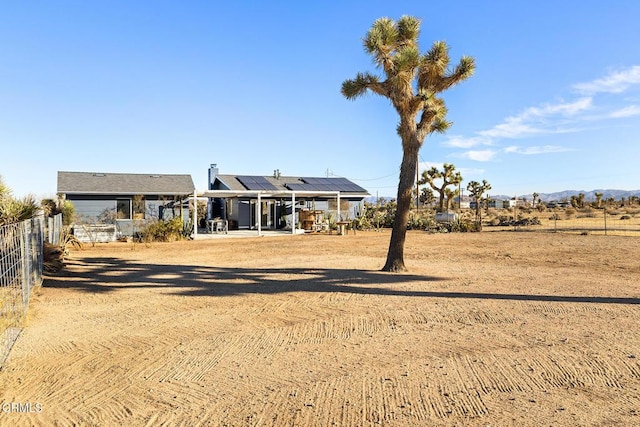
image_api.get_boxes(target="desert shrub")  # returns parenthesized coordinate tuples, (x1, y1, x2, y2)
(40, 199, 57, 216)
(451, 218, 479, 232)
(60, 200, 75, 226)
(407, 211, 436, 230)
(356, 199, 397, 229)
(0, 177, 39, 225)
(40, 198, 75, 226)
(140, 217, 185, 242)
(564, 207, 575, 217)
(620, 215, 631, 220)
(488, 215, 541, 227)
(44, 230, 82, 273)
(577, 207, 597, 218)
(351, 214, 371, 231)
(625, 207, 640, 216)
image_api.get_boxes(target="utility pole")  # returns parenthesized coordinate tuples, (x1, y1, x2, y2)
(416, 153, 420, 211)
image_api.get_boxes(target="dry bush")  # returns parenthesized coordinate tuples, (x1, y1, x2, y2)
(577, 207, 597, 218)
(44, 243, 65, 273)
(624, 207, 640, 216)
(44, 231, 83, 273)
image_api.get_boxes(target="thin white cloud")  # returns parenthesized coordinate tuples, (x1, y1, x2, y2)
(504, 145, 574, 155)
(573, 65, 640, 95)
(478, 120, 542, 139)
(442, 135, 491, 148)
(459, 150, 497, 162)
(521, 97, 593, 117)
(458, 167, 486, 177)
(478, 98, 592, 139)
(446, 66, 639, 163)
(609, 105, 640, 118)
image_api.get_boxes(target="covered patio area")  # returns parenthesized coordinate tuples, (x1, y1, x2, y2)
(191, 189, 347, 238)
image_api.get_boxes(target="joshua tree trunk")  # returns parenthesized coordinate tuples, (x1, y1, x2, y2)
(383, 143, 418, 272)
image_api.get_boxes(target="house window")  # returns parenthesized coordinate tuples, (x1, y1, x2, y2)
(116, 199, 131, 220)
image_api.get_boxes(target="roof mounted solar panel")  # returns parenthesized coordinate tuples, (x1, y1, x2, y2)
(236, 176, 279, 191)
(299, 177, 367, 193)
(285, 183, 308, 191)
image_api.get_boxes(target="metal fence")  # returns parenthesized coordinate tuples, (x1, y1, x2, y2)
(0, 215, 44, 366)
(483, 207, 640, 236)
(47, 213, 63, 245)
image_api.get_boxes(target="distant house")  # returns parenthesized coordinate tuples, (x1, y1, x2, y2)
(202, 164, 369, 232)
(57, 171, 195, 242)
(469, 199, 505, 209)
(454, 195, 471, 209)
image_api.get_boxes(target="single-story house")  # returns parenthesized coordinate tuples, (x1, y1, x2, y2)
(470, 199, 505, 209)
(57, 171, 195, 242)
(200, 164, 369, 233)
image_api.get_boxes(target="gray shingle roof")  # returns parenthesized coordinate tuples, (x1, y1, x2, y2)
(57, 171, 195, 195)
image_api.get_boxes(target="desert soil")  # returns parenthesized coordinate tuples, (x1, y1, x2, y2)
(0, 231, 639, 426)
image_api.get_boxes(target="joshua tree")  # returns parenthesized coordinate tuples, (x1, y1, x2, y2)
(419, 163, 463, 213)
(578, 193, 585, 208)
(444, 187, 458, 212)
(570, 193, 586, 209)
(467, 180, 491, 230)
(532, 192, 539, 208)
(594, 192, 603, 208)
(342, 16, 474, 271)
(419, 187, 435, 207)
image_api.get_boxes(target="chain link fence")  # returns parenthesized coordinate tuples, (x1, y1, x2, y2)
(0, 215, 44, 366)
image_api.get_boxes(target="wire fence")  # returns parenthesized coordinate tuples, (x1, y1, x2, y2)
(483, 207, 640, 236)
(0, 215, 44, 367)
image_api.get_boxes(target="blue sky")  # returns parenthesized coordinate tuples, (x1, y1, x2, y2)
(2, 1, 639, 199)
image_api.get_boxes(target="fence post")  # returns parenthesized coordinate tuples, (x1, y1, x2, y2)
(604, 208, 607, 236)
(21, 221, 32, 309)
(56, 213, 63, 245)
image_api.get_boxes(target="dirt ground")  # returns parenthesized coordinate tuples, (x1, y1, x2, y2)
(0, 230, 639, 426)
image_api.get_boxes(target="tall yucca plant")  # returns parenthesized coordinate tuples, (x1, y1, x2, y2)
(342, 16, 475, 272)
(0, 176, 39, 226)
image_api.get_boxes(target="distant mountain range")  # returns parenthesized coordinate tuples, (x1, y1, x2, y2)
(367, 189, 640, 203)
(496, 189, 640, 202)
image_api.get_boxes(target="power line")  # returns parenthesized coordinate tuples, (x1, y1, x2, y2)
(326, 170, 397, 181)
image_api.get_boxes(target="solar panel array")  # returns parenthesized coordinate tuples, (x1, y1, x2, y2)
(236, 176, 279, 191)
(284, 183, 309, 191)
(285, 177, 366, 193)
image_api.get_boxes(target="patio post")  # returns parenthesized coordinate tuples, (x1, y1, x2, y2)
(291, 192, 296, 235)
(337, 191, 341, 221)
(257, 192, 262, 236)
(192, 191, 198, 237)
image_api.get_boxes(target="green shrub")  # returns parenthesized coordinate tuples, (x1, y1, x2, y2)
(407, 211, 435, 230)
